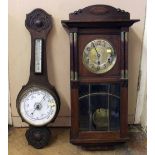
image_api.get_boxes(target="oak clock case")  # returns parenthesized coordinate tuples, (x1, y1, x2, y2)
(16, 9, 60, 149)
(62, 5, 139, 149)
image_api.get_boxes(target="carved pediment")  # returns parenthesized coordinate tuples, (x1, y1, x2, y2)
(69, 5, 130, 21)
(25, 8, 52, 33)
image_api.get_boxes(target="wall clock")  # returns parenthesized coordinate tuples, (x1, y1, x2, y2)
(16, 9, 60, 149)
(62, 5, 139, 149)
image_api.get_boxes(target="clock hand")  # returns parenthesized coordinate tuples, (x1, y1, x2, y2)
(92, 42, 101, 68)
(92, 42, 100, 58)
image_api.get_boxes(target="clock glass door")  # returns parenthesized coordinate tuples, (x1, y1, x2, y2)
(79, 83, 120, 131)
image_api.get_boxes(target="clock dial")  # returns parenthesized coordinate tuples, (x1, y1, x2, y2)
(19, 87, 57, 126)
(83, 39, 116, 74)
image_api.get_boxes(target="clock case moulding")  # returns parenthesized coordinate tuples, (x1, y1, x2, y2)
(61, 4, 139, 149)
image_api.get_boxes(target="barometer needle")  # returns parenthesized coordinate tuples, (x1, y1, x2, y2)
(31, 95, 46, 115)
(31, 104, 40, 115)
(40, 95, 46, 104)
(31, 108, 37, 115)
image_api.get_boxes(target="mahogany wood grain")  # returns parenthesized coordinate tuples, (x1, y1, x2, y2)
(78, 131, 120, 139)
(120, 82, 128, 138)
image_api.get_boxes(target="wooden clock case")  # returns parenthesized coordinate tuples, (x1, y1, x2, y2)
(62, 5, 139, 148)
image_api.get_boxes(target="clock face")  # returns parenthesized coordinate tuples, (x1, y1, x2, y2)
(19, 87, 57, 126)
(83, 39, 117, 74)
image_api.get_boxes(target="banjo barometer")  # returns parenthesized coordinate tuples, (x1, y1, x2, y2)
(62, 5, 139, 149)
(16, 9, 60, 149)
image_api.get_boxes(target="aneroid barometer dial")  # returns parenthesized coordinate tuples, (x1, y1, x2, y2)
(83, 39, 116, 74)
(19, 87, 57, 126)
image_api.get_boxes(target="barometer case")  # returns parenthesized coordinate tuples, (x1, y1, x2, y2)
(16, 9, 60, 149)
